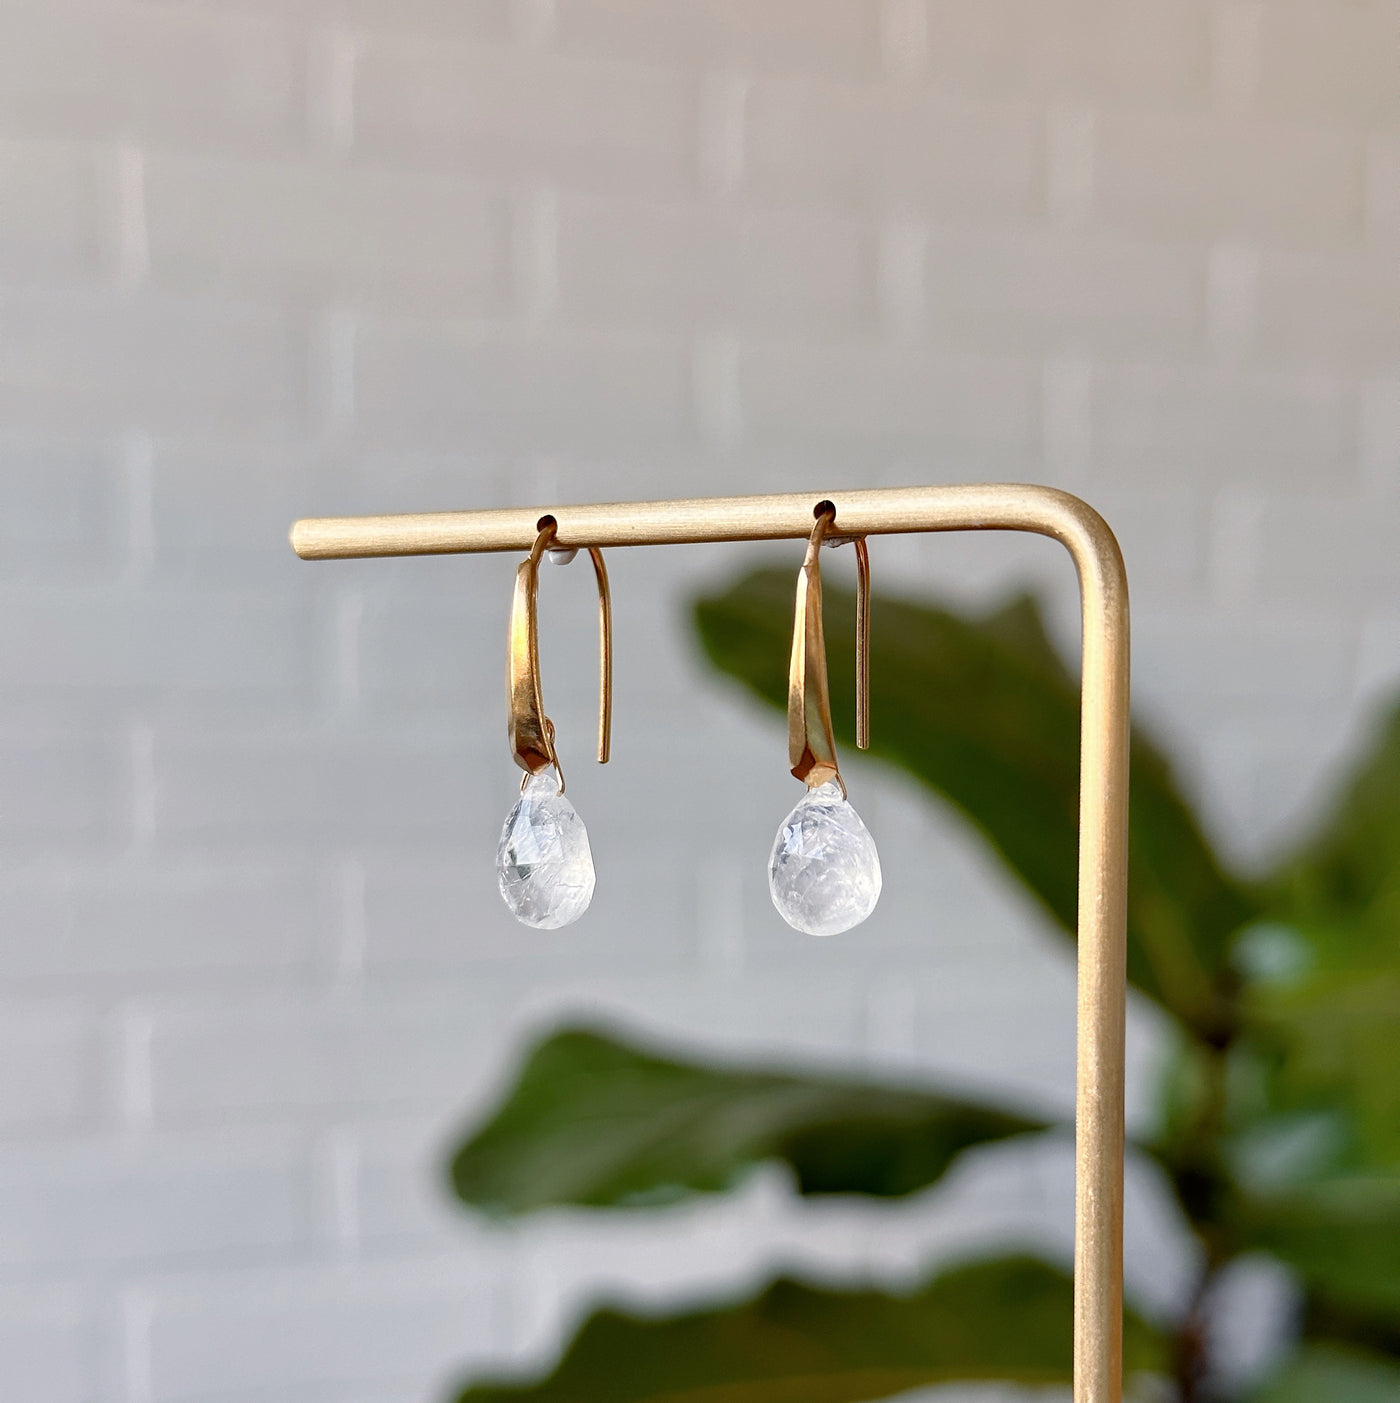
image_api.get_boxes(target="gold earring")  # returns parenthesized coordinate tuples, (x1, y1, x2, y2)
(769, 502, 881, 936)
(497, 518, 612, 929)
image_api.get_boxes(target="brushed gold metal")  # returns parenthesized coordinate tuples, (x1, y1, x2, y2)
(788, 505, 842, 792)
(854, 536, 871, 752)
(290, 483, 1129, 1403)
(507, 520, 612, 791)
(784, 502, 873, 791)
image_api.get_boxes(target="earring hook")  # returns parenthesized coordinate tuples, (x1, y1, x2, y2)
(507, 518, 612, 793)
(853, 535, 870, 751)
(787, 502, 871, 794)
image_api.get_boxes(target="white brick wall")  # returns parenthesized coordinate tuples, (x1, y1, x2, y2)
(0, 1, 1396, 1400)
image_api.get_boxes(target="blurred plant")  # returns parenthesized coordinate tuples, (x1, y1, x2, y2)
(446, 568, 1400, 1403)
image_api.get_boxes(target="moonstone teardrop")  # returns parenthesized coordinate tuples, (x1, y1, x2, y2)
(768, 779, 881, 936)
(497, 768, 595, 929)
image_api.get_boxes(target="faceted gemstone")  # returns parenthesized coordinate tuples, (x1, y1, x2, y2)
(497, 768, 595, 929)
(768, 779, 881, 936)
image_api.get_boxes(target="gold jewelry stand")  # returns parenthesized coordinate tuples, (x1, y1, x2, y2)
(290, 483, 1130, 1403)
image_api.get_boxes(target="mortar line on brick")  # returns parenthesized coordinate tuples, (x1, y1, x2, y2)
(516, 455, 563, 506)
(1209, 487, 1263, 614)
(510, 0, 556, 48)
(1360, 376, 1400, 498)
(120, 1288, 153, 1403)
(1041, 353, 1094, 490)
(877, 216, 927, 341)
(317, 1125, 362, 1258)
(879, 0, 929, 78)
(698, 69, 749, 196)
(1350, 134, 1375, 256)
(864, 975, 918, 1070)
(692, 333, 742, 451)
(308, 26, 358, 155)
(1046, 102, 1096, 229)
(103, 142, 149, 292)
(334, 853, 368, 986)
(1363, 134, 1396, 248)
(1355, 613, 1400, 705)
(331, 589, 364, 720)
(505, 1233, 551, 1359)
(312, 307, 357, 437)
(118, 1007, 154, 1134)
(1210, 0, 1263, 114)
(1206, 240, 1260, 366)
(120, 433, 155, 581)
(510, 185, 559, 324)
(127, 724, 157, 856)
(696, 854, 745, 975)
(489, 1237, 519, 1356)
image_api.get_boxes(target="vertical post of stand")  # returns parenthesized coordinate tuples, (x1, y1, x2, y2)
(1057, 506, 1131, 1403)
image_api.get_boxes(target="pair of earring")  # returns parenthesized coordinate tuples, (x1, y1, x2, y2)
(494, 504, 881, 936)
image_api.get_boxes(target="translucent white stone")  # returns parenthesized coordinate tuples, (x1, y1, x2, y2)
(496, 767, 595, 929)
(768, 779, 881, 936)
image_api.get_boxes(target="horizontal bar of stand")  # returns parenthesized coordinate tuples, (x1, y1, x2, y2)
(291, 483, 1104, 559)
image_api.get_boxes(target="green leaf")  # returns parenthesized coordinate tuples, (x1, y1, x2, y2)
(1247, 700, 1400, 1176)
(455, 1255, 1168, 1402)
(450, 1028, 1045, 1213)
(1220, 969, 1400, 1343)
(1228, 1176, 1400, 1322)
(693, 569, 1256, 1036)
(1248, 1344, 1400, 1403)
(1269, 700, 1400, 950)
(1210, 703, 1400, 1329)
(1234, 965, 1400, 1181)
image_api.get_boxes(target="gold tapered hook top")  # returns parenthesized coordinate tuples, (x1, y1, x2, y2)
(787, 502, 871, 792)
(507, 518, 613, 792)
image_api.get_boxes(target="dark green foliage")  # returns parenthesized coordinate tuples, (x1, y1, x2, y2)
(445, 572, 1400, 1402)
(1228, 1177, 1400, 1320)
(1269, 703, 1400, 945)
(1248, 1345, 1400, 1403)
(457, 1256, 1167, 1403)
(452, 1027, 1046, 1211)
(1243, 703, 1400, 1180)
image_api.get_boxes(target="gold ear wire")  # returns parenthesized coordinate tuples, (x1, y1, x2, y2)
(854, 535, 870, 752)
(507, 518, 612, 792)
(788, 502, 871, 794)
